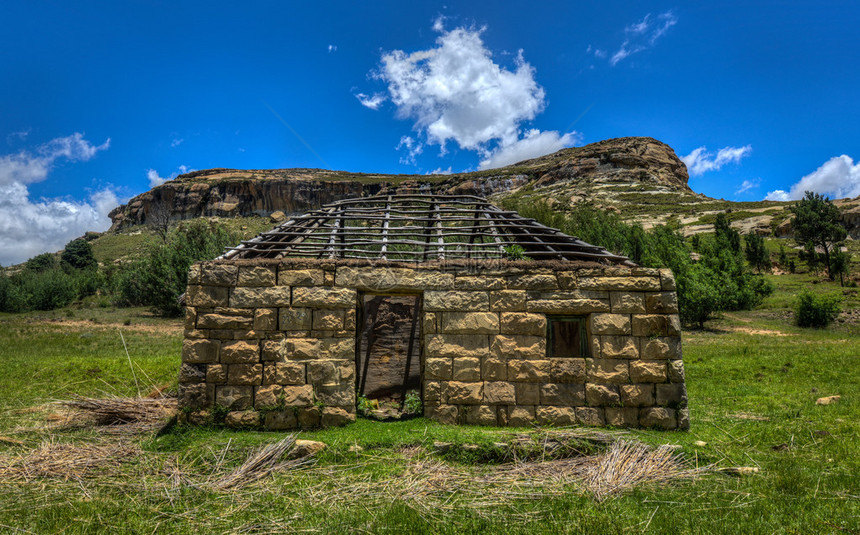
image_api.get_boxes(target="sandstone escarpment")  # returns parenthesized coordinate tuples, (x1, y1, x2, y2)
(108, 136, 691, 230)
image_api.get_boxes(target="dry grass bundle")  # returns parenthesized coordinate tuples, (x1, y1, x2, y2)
(0, 438, 137, 481)
(57, 395, 178, 433)
(206, 434, 310, 491)
(580, 440, 706, 501)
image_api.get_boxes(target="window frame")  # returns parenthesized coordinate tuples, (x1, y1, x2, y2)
(546, 315, 590, 358)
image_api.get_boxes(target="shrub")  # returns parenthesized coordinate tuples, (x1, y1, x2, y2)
(61, 238, 98, 270)
(795, 289, 841, 328)
(25, 253, 58, 272)
(18, 268, 78, 311)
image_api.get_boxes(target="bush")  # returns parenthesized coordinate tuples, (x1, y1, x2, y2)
(18, 268, 79, 311)
(61, 238, 98, 270)
(795, 289, 841, 328)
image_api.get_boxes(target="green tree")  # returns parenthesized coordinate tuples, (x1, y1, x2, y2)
(790, 191, 847, 280)
(61, 238, 98, 270)
(830, 249, 851, 287)
(744, 233, 770, 272)
(25, 253, 58, 272)
(714, 213, 741, 254)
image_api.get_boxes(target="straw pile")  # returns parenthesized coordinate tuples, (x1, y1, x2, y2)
(0, 438, 137, 481)
(204, 434, 312, 491)
(56, 395, 178, 433)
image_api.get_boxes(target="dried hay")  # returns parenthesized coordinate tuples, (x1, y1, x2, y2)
(204, 434, 312, 491)
(55, 395, 178, 434)
(0, 438, 138, 481)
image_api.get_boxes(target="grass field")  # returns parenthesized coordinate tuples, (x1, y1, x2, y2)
(0, 275, 857, 534)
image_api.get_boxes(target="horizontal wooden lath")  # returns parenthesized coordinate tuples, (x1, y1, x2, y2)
(221, 194, 634, 265)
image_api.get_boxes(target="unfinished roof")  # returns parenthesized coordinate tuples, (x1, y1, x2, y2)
(222, 194, 633, 265)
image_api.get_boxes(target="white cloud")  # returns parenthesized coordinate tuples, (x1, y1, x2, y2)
(171, 138, 184, 147)
(355, 92, 386, 110)
(147, 165, 193, 188)
(0, 133, 116, 266)
(599, 10, 677, 66)
(681, 145, 752, 176)
(427, 166, 453, 175)
(766, 155, 860, 201)
(735, 178, 760, 195)
(479, 129, 581, 170)
(328, 44, 337, 53)
(365, 21, 576, 167)
(396, 136, 423, 165)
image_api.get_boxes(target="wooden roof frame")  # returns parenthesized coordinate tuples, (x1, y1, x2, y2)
(222, 194, 634, 265)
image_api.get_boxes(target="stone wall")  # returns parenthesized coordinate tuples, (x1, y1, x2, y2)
(178, 260, 688, 430)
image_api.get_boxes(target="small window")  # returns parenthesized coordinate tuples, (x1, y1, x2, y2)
(547, 316, 589, 358)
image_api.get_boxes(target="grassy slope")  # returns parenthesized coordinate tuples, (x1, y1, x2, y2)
(0, 277, 857, 533)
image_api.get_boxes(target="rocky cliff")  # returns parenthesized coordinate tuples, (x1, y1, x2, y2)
(108, 136, 691, 230)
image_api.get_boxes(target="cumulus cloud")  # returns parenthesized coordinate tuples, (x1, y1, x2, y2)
(147, 165, 192, 188)
(765, 155, 860, 201)
(479, 129, 582, 170)
(597, 11, 677, 66)
(363, 20, 577, 168)
(735, 179, 760, 195)
(355, 92, 386, 110)
(0, 133, 117, 266)
(427, 166, 453, 175)
(681, 145, 752, 176)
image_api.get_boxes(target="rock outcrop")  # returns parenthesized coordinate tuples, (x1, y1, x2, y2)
(108, 137, 691, 230)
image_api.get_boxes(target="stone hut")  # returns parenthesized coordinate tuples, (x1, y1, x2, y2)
(178, 194, 688, 430)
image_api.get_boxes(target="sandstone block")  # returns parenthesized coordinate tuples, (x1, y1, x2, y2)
(264, 362, 305, 385)
(284, 338, 319, 359)
(656, 383, 687, 408)
(206, 364, 228, 383)
(298, 407, 321, 428)
(216, 385, 252, 410)
(659, 269, 676, 291)
(610, 292, 646, 314)
(482, 358, 507, 381)
(425, 334, 489, 359)
(321, 407, 354, 427)
(507, 405, 536, 427)
(483, 382, 516, 404)
(293, 287, 356, 309)
(184, 307, 197, 330)
(599, 336, 639, 358)
(182, 339, 219, 364)
(231, 287, 291, 308)
(228, 364, 263, 385)
(178, 383, 213, 409)
(278, 268, 325, 287)
(526, 298, 610, 314)
(556, 271, 577, 289)
(491, 335, 546, 359)
(500, 312, 546, 336)
(425, 291, 489, 311)
(586, 383, 620, 406)
(549, 358, 586, 383)
(238, 266, 276, 287)
(315, 384, 355, 406)
(533, 290, 609, 300)
(640, 337, 682, 360)
(440, 312, 500, 334)
(463, 405, 497, 426)
(279, 307, 312, 331)
(261, 339, 285, 362)
(424, 381, 442, 403)
(425, 358, 453, 381)
(586, 359, 629, 383)
(536, 406, 576, 426)
(264, 410, 298, 430)
(224, 410, 260, 428)
(667, 315, 682, 336)
(307, 361, 339, 386)
(338, 362, 354, 382)
(540, 383, 585, 406)
(515, 383, 540, 405)
(423, 312, 437, 334)
(630, 360, 667, 383)
(186, 285, 229, 307)
(185, 410, 211, 426)
(490, 290, 526, 311)
(255, 384, 283, 409)
(313, 309, 345, 331)
(426, 404, 458, 425)
(220, 340, 259, 364)
(446, 382, 484, 404)
(668, 360, 685, 383)
(199, 265, 238, 286)
(646, 292, 679, 314)
(590, 314, 632, 335)
(620, 384, 655, 406)
(605, 407, 638, 427)
(639, 407, 677, 429)
(506, 273, 558, 290)
(454, 276, 504, 290)
(677, 408, 690, 430)
(335, 267, 454, 290)
(187, 264, 201, 285)
(507, 359, 550, 382)
(452, 357, 481, 381)
(631, 315, 668, 337)
(282, 385, 314, 406)
(179, 363, 206, 383)
(578, 276, 661, 291)
(254, 308, 278, 331)
(575, 407, 605, 426)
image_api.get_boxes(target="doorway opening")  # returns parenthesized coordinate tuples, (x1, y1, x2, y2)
(356, 294, 422, 419)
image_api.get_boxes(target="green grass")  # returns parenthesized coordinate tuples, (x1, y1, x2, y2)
(0, 275, 857, 533)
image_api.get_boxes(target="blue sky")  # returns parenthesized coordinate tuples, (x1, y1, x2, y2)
(1, 1, 859, 264)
